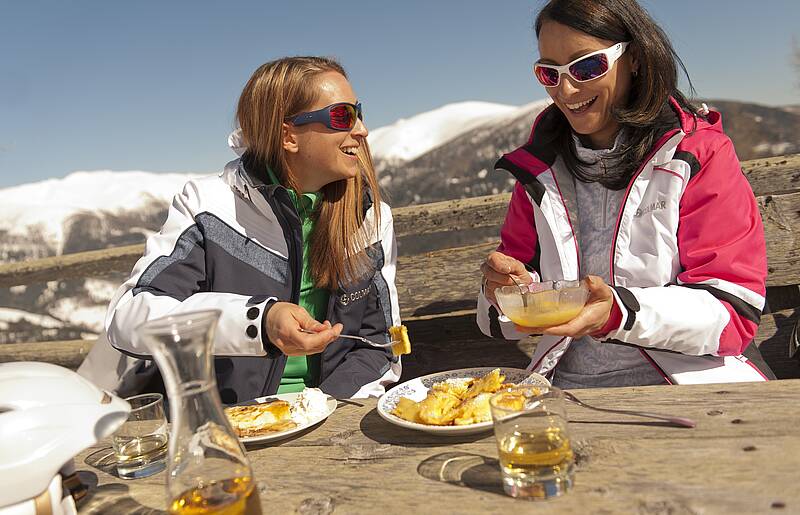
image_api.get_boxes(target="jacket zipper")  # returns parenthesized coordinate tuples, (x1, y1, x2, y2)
(250, 183, 302, 304)
(546, 174, 582, 278)
(272, 188, 303, 304)
(286, 199, 302, 305)
(250, 185, 301, 394)
(494, 167, 581, 279)
(608, 129, 681, 286)
(606, 129, 682, 380)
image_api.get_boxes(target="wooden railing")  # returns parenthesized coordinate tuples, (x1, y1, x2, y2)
(1, 154, 799, 378)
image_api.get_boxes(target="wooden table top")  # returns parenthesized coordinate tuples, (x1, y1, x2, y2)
(75, 379, 800, 514)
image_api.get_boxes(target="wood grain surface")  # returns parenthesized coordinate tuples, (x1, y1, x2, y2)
(73, 380, 800, 514)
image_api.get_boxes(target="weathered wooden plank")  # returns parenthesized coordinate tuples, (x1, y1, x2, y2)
(0, 244, 144, 287)
(0, 339, 91, 369)
(0, 197, 507, 289)
(390, 153, 800, 237)
(73, 381, 800, 514)
(79, 435, 796, 514)
(392, 193, 508, 240)
(742, 153, 800, 196)
(396, 228, 799, 326)
(1, 185, 796, 292)
(1, 154, 797, 289)
(396, 241, 495, 317)
(760, 191, 800, 286)
(391, 153, 800, 238)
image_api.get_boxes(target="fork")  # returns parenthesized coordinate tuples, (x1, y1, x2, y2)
(561, 390, 696, 428)
(508, 274, 529, 307)
(298, 328, 399, 348)
(517, 374, 695, 428)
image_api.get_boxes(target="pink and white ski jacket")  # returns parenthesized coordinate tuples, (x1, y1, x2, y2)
(477, 100, 770, 384)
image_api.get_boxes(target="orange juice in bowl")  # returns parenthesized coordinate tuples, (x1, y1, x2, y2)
(495, 280, 588, 328)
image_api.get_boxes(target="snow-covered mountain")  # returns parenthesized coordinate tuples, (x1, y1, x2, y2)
(377, 99, 552, 205)
(368, 101, 519, 163)
(0, 101, 541, 258)
(0, 171, 197, 255)
(1, 98, 798, 344)
(0, 101, 543, 342)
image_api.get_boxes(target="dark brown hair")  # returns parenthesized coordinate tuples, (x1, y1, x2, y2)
(237, 56, 381, 289)
(535, 0, 699, 189)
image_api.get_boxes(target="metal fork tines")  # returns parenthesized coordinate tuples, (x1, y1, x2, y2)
(563, 391, 696, 428)
(298, 328, 398, 348)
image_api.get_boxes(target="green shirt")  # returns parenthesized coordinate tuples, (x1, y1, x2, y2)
(264, 168, 330, 394)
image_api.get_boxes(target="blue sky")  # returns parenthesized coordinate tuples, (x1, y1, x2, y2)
(1, 0, 798, 188)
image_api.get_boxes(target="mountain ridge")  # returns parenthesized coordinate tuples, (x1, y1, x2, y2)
(1, 98, 797, 343)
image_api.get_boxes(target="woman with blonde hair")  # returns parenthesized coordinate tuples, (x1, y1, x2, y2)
(79, 56, 401, 401)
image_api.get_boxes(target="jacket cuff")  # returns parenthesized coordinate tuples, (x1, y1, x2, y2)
(591, 296, 623, 338)
(611, 286, 640, 331)
(256, 297, 282, 359)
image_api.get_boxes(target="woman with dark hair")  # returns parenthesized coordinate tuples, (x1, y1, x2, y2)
(79, 56, 401, 401)
(478, 0, 773, 387)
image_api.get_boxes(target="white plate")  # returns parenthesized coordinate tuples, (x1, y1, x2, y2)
(377, 367, 550, 436)
(235, 392, 337, 445)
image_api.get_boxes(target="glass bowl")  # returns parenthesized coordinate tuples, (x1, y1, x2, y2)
(494, 280, 589, 328)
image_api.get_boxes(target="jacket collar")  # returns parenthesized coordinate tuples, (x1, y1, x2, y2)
(499, 97, 702, 180)
(221, 138, 375, 220)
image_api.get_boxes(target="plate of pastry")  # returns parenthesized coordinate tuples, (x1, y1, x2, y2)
(224, 387, 336, 444)
(376, 367, 550, 435)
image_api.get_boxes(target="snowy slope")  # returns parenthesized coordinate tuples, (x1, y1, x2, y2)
(0, 170, 198, 250)
(368, 101, 518, 162)
(0, 100, 530, 250)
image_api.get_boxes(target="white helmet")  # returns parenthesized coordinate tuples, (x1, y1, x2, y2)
(0, 362, 130, 514)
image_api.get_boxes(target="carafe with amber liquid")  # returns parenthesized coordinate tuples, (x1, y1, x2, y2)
(134, 309, 262, 514)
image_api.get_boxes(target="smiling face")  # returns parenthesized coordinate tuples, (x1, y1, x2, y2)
(283, 71, 367, 193)
(537, 20, 636, 149)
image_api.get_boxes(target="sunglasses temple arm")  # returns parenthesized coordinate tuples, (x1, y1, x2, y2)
(289, 111, 325, 126)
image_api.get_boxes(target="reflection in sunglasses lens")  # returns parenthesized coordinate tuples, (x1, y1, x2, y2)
(536, 66, 560, 87)
(570, 54, 608, 81)
(329, 105, 353, 130)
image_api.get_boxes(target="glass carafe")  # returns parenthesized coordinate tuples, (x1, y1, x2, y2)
(134, 309, 262, 515)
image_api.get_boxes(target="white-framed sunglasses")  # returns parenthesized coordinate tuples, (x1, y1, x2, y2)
(533, 41, 630, 88)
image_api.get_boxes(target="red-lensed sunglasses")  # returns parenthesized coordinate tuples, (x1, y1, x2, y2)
(288, 102, 363, 131)
(534, 42, 630, 87)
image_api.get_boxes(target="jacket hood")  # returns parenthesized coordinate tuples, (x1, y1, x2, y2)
(228, 128, 246, 156)
(669, 97, 723, 136)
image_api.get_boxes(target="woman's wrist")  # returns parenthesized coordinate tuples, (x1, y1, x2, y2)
(591, 298, 622, 338)
(261, 299, 283, 358)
